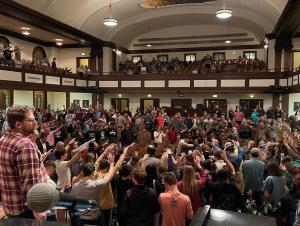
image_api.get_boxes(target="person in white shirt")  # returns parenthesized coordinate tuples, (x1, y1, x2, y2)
(44, 161, 57, 221)
(153, 126, 166, 145)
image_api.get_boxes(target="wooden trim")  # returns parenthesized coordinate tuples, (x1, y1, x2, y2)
(0, 0, 103, 46)
(272, 0, 300, 38)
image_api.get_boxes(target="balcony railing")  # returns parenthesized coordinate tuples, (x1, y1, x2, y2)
(0, 65, 297, 93)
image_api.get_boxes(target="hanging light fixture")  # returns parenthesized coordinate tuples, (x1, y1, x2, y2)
(216, 0, 232, 19)
(104, 0, 118, 27)
(225, 21, 231, 44)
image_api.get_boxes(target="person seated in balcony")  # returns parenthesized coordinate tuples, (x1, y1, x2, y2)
(13, 45, 22, 68)
(62, 67, 72, 76)
(77, 65, 85, 77)
(42, 57, 51, 67)
(0, 43, 4, 65)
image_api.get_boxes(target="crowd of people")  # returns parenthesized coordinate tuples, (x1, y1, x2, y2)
(118, 55, 266, 75)
(0, 103, 299, 226)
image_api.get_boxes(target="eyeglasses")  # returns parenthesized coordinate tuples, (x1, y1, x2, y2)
(23, 119, 37, 124)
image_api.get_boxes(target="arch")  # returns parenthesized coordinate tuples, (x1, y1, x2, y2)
(0, 36, 11, 48)
(32, 46, 47, 63)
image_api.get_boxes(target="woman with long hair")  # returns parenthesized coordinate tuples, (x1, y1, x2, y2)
(263, 162, 285, 209)
(177, 163, 207, 214)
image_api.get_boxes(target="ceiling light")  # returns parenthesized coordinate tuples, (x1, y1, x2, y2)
(225, 40, 231, 44)
(250, 94, 254, 98)
(264, 44, 268, 49)
(104, 18, 118, 27)
(22, 31, 30, 36)
(216, 9, 232, 19)
(56, 42, 63, 46)
(118, 94, 122, 98)
(212, 94, 218, 98)
(116, 50, 122, 55)
(146, 44, 152, 47)
(55, 38, 64, 42)
(104, 0, 118, 27)
(147, 94, 152, 98)
(81, 52, 86, 56)
(21, 27, 30, 30)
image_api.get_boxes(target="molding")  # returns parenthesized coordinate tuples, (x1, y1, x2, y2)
(272, 0, 300, 38)
(0, 0, 103, 46)
(127, 44, 263, 54)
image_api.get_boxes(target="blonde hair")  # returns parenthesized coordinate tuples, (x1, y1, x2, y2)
(182, 165, 197, 196)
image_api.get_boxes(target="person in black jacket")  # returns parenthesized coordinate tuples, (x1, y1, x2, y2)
(122, 168, 160, 226)
(36, 132, 51, 154)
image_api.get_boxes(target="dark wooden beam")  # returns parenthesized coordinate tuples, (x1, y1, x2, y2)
(272, 0, 300, 38)
(0, 0, 104, 46)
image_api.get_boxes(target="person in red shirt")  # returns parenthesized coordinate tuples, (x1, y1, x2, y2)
(156, 112, 164, 128)
(234, 107, 244, 124)
(159, 172, 193, 226)
(0, 105, 47, 221)
(167, 125, 178, 145)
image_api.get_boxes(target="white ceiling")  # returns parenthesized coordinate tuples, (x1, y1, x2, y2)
(14, 0, 288, 48)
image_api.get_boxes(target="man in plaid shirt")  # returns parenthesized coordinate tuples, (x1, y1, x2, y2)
(0, 105, 47, 220)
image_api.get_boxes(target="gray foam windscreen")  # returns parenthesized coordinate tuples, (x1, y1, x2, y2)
(26, 183, 59, 212)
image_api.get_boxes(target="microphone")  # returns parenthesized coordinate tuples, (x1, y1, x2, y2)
(26, 183, 99, 213)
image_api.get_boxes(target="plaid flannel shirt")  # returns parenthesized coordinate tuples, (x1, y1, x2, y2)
(0, 130, 47, 216)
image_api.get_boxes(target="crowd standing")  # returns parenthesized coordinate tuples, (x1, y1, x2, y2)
(0, 103, 299, 226)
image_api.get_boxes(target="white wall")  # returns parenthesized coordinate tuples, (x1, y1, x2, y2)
(267, 39, 275, 71)
(103, 47, 112, 73)
(103, 93, 273, 113)
(47, 92, 66, 110)
(289, 93, 300, 116)
(13, 90, 33, 106)
(57, 48, 90, 73)
(70, 92, 93, 108)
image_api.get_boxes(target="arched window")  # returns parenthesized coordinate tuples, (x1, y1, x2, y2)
(32, 46, 47, 64)
(0, 36, 11, 48)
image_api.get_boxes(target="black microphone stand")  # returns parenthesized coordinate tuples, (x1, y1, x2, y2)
(68, 209, 81, 226)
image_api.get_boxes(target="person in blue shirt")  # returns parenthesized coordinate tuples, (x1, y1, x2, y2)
(251, 109, 260, 123)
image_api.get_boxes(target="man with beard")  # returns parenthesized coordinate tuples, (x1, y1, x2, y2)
(0, 105, 47, 221)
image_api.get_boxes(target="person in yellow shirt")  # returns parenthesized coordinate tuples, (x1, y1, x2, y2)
(93, 143, 134, 226)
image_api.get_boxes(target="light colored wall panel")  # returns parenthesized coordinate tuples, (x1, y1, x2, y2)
(249, 79, 274, 87)
(280, 79, 287, 87)
(144, 80, 165, 87)
(194, 80, 217, 87)
(221, 80, 245, 87)
(168, 80, 190, 87)
(88, 81, 97, 87)
(288, 77, 293, 87)
(13, 90, 33, 106)
(76, 79, 87, 87)
(47, 92, 66, 110)
(121, 81, 141, 87)
(99, 81, 118, 87)
(46, 76, 60, 85)
(293, 75, 299, 86)
(25, 73, 43, 83)
(70, 93, 93, 108)
(289, 93, 300, 116)
(62, 78, 75, 86)
(0, 70, 22, 82)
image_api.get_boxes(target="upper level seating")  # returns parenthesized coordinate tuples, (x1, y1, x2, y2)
(118, 57, 266, 75)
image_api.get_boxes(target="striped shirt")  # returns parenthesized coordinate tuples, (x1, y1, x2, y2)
(0, 130, 47, 216)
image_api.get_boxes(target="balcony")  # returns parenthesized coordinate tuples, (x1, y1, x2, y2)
(0, 65, 297, 93)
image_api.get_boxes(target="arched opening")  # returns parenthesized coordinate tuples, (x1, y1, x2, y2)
(32, 46, 47, 65)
